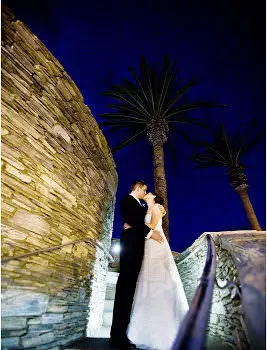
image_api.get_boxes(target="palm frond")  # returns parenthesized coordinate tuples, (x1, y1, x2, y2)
(219, 122, 234, 165)
(238, 128, 265, 159)
(99, 120, 145, 128)
(208, 145, 229, 164)
(100, 55, 226, 158)
(162, 77, 205, 117)
(190, 154, 226, 166)
(102, 87, 151, 118)
(111, 129, 147, 153)
(157, 69, 175, 116)
(127, 66, 150, 105)
(189, 120, 264, 169)
(234, 119, 265, 163)
(165, 101, 228, 119)
(100, 111, 147, 122)
(169, 124, 192, 143)
(167, 115, 210, 129)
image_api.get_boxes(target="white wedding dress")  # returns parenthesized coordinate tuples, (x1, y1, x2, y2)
(127, 213, 189, 350)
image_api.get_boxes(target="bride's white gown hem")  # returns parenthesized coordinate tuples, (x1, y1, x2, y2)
(127, 215, 189, 350)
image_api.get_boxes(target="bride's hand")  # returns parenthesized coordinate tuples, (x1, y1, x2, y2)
(156, 204, 166, 216)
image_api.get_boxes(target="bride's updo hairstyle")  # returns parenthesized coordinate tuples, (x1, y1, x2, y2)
(151, 192, 164, 205)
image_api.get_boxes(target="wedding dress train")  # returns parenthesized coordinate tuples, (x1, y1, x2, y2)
(127, 214, 189, 350)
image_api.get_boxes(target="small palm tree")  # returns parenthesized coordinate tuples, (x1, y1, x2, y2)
(190, 120, 264, 230)
(100, 56, 226, 240)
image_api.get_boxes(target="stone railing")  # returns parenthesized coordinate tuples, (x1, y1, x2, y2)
(172, 234, 216, 349)
(1, 238, 114, 264)
(176, 230, 266, 350)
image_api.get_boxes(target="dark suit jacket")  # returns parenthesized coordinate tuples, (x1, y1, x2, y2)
(120, 194, 151, 239)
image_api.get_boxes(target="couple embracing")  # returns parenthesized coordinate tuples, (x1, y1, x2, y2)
(109, 180, 189, 350)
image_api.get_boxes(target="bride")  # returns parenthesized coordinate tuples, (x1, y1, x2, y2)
(127, 192, 189, 350)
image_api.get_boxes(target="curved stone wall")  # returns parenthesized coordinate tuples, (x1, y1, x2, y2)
(176, 231, 265, 349)
(1, 6, 117, 349)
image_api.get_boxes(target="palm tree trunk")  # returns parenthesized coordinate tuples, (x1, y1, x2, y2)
(238, 189, 262, 231)
(152, 143, 169, 240)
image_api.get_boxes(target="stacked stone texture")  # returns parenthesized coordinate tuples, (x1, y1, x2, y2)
(176, 232, 257, 350)
(1, 6, 117, 349)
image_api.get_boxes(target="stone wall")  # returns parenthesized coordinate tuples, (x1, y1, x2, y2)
(218, 232, 266, 350)
(1, 6, 117, 349)
(176, 231, 265, 349)
(176, 237, 207, 305)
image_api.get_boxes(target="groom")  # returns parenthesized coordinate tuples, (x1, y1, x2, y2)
(109, 180, 164, 349)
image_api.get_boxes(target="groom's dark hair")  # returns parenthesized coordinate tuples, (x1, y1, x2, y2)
(131, 180, 147, 191)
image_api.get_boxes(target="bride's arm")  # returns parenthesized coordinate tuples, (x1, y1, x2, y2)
(145, 205, 161, 230)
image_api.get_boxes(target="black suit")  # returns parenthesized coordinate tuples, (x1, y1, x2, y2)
(110, 195, 151, 343)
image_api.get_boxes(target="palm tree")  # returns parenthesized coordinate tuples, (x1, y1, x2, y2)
(190, 120, 264, 231)
(99, 56, 226, 240)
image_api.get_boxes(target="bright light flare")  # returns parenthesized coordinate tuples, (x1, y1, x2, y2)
(112, 243, 120, 254)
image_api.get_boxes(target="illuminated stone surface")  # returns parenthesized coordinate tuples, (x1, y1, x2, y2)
(177, 230, 266, 350)
(1, 5, 117, 349)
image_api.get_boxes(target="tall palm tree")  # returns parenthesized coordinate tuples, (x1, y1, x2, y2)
(99, 56, 226, 240)
(190, 120, 264, 231)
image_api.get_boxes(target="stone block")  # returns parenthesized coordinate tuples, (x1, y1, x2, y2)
(1, 185, 13, 198)
(211, 302, 226, 315)
(5, 163, 32, 183)
(60, 332, 84, 345)
(27, 317, 41, 325)
(21, 332, 55, 347)
(9, 210, 50, 235)
(66, 306, 87, 314)
(1, 202, 16, 213)
(1, 156, 25, 171)
(37, 342, 62, 350)
(47, 304, 69, 313)
(1, 336, 20, 348)
(41, 313, 64, 324)
(1, 226, 27, 241)
(28, 323, 54, 334)
(1, 290, 49, 316)
(208, 314, 218, 325)
(63, 311, 86, 320)
(1, 316, 27, 329)
(1, 329, 27, 337)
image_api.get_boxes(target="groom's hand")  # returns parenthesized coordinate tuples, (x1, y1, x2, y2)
(123, 223, 132, 229)
(150, 230, 164, 244)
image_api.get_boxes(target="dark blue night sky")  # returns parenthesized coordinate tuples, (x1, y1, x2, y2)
(4, 0, 266, 251)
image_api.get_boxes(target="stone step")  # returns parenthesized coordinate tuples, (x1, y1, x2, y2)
(105, 284, 116, 300)
(106, 271, 119, 284)
(103, 312, 113, 327)
(105, 272, 118, 301)
(104, 299, 114, 313)
(92, 326, 110, 338)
